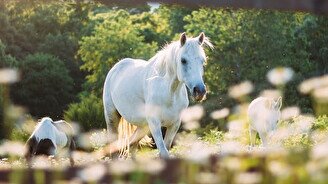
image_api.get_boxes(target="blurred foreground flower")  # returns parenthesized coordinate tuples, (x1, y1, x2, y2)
(89, 129, 108, 149)
(210, 108, 230, 120)
(0, 141, 25, 157)
(196, 172, 220, 184)
(136, 158, 165, 174)
(234, 172, 262, 184)
(109, 159, 136, 175)
(268, 127, 290, 146)
(72, 151, 98, 165)
(313, 86, 328, 102)
(311, 130, 328, 144)
(78, 130, 115, 150)
(174, 133, 218, 162)
(180, 105, 204, 123)
(292, 115, 315, 134)
(281, 106, 300, 120)
(78, 163, 106, 182)
(311, 140, 328, 160)
(267, 67, 294, 86)
(299, 75, 328, 94)
(182, 120, 200, 131)
(268, 161, 291, 177)
(32, 156, 52, 169)
(220, 141, 245, 155)
(260, 89, 282, 99)
(185, 141, 217, 163)
(0, 68, 19, 84)
(180, 105, 203, 130)
(228, 81, 253, 99)
(226, 120, 245, 139)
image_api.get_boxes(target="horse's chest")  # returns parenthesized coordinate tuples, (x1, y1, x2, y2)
(160, 101, 187, 127)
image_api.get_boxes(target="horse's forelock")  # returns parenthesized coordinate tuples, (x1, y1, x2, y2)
(152, 34, 212, 75)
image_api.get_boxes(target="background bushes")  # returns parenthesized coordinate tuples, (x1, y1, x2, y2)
(0, 1, 327, 131)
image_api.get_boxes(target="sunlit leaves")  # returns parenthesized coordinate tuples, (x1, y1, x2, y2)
(79, 10, 158, 95)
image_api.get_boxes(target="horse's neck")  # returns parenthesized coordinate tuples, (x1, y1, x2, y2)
(150, 43, 184, 94)
(151, 42, 178, 76)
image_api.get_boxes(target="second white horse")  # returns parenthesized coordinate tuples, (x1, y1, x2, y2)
(248, 96, 282, 146)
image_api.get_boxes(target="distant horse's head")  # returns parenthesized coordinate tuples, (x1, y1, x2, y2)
(176, 32, 212, 101)
(34, 139, 56, 156)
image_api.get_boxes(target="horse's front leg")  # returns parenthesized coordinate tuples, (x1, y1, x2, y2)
(147, 117, 169, 158)
(164, 121, 181, 149)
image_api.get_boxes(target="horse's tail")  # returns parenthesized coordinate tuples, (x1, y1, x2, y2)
(117, 118, 154, 157)
(106, 117, 153, 157)
(117, 118, 137, 157)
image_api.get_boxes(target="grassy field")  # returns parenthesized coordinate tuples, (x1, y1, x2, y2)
(1, 69, 328, 184)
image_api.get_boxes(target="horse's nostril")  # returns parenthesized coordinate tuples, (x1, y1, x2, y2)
(193, 87, 200, 95)
(193, 86, 206, 96)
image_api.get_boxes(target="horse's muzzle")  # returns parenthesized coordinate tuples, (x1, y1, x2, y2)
(193, 85, 206, 102)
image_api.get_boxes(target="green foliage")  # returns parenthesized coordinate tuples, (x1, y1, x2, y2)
(130, 10, 172, 45)
(11, 53, 74, 118)
(184, 9, 317, 112)
(283, 133, 312, 148)
(10, 126, 30, 142)
(64, 93, 105, 131)
(0, 40, 17, 67)
(38, 33, 83, 93)
(312, 115, 328, 131)
(0, 87, 3, 135)
(79, 9, 158, 96)
(202, 128, 224, 144)
(0, 1, 327, 133)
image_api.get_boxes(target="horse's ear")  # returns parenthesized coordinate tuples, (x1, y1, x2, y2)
(180, 32, 187, 47)
(198, 32, 205, 45)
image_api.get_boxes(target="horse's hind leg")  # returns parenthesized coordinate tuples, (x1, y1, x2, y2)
(103, 96, 121, 142)
(103, 106, 121, 158)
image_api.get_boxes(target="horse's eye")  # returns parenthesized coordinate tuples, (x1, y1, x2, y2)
(181, 58, 187, 64)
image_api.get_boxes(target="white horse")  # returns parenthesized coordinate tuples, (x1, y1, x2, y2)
(25, 117, 76, 165)
(103, 32, 212, 157)
(248, 96, 282, 146)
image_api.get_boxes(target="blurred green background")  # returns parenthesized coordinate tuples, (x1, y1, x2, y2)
(0, 1, 327, 132)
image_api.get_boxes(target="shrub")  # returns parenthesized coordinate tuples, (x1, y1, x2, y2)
(312, 115, 328, 131)
(11, 53, 74, 118)
(64, 93, 105, 131)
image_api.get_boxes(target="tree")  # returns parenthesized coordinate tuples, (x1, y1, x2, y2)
(184, 9, 314, 113)
(65, 9, 159, 129)
(0, 40, 17, 67)
(64, 93, 105, 131)
(78, 9, 158, 96)
(11, 53, 74, 118)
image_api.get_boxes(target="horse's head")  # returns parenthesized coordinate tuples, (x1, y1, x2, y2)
(176, 32, 212, 102)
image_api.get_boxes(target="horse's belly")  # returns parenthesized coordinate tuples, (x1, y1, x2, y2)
(118, 104, 148, 125)
(108, 59, 149, 125)
(113, 94, 148, 125)
(160, 107, 184, 127)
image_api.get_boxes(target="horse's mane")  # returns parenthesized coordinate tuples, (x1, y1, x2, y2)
(150, 36, 213, 76)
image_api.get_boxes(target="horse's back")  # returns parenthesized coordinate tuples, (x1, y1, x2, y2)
(53, 120, 74, 137)
(33, 120, 57, 143)
(248, 97, 270, 114)
(103, 58, 150, 124)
